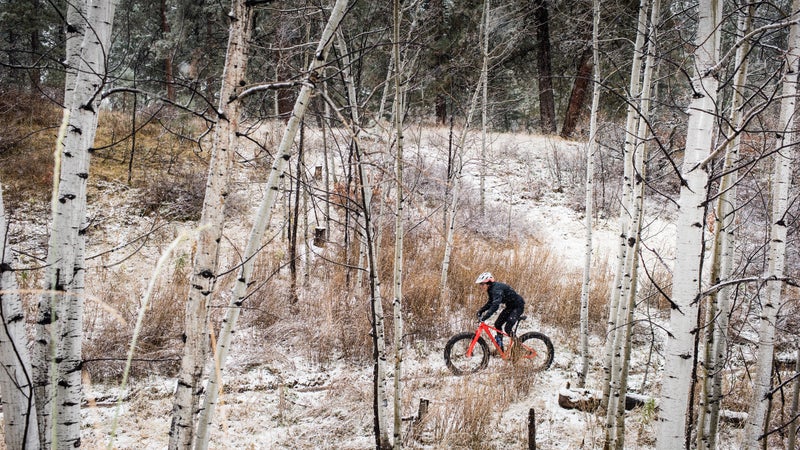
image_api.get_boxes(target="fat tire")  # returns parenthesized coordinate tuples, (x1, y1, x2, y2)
(516, 331, 554, 371)
(444, 332, 489, 375)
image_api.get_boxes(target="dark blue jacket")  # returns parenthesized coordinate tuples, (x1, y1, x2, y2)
(477, 282, 525, 321)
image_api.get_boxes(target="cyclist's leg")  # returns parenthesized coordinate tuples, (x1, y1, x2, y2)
(494, 308, 512, 349)
(504, 306, 523, 337)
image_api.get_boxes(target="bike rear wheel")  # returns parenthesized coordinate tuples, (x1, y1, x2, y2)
(444, 332, 489, 375)
(515, 332, 554, 371)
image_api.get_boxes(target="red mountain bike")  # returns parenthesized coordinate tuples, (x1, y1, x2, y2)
(444, 315, 554, 375)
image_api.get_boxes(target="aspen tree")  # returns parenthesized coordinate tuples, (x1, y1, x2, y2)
(743, 1, 800, 446)
(0, 180, 39, 449)
(656, 0, 722, 447)
(169, 0, 254, 447)
(192, 2, 349, 448)
(698, 5, 752, 449)
(391, 0, 406, 446)
(33, 1, 117, 447)
(577, 0, 601, 391)
(439, 70, 484, 298)
(601, 0, 648, 412)
(605, 3, 659, 448)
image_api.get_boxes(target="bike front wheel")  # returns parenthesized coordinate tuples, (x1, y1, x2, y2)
(444, 332, 489, 375)
(515, 332, 554, 371)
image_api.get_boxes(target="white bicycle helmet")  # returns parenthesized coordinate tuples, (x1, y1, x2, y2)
(474, 271, 495, 284)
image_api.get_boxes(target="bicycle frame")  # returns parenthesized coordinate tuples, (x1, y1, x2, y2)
(468, 321, 534, 360)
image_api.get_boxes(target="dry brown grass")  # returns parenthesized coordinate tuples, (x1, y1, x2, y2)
(0, 90, 60, 208)
(83, 255, 188, 380)
(414, 366, 539, 448)
(0, 90, 208, 219)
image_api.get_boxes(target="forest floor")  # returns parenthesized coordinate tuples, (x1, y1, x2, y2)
(3, 126, 749, 449)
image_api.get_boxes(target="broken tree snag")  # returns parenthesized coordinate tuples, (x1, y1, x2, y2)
(414, 398, 429, 424)
(313, 227, 327, 247)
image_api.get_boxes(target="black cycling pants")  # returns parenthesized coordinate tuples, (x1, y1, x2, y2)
(495, 305, 524, 337)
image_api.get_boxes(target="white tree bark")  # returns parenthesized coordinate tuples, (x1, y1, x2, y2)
(439, 70, 485, 298)
(169, 1, 253, 448)
(192, 2, 349, 449)
(0, 181, 40, 450)
(333, 22, 391, 447)
(577, 0, 600, 389)
(656, 0, 721, 447)
(609, 4, 659, 448)
(604, 3, 657, 447)
(32, 1, 117, 447)
(743, 2, 800, 445)
(698, 5, 752, 449)
(601, 0, 648, 411)
(479, 0, 490, 216)
(391, 0, 406, 446)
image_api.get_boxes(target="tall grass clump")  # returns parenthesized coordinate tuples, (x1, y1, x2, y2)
(431, 234, 611, 336)
(83, 254, 188, 381)
(428, 376, 509, 447)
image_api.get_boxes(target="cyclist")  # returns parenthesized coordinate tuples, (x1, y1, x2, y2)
(474, 271, 525, 351)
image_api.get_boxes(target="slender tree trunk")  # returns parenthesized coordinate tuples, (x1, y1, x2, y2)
(161, 0, 175, 101)
(744, 2, 800, 446)
(577, 0, 601, 391)
(699, 5, 752, 449)
(334, 25, 392, 448)
(32, 1, 117, 447)
(787, 347, 800, 450)
(608, 3, 658, 447)
(439, 70, 485, 299)
(656, 1, 722, 447)
(359, 150, 391, 450)
(289, 123, 304, 303)
(479, 0, 490, 216)
(601, 0, 648, 413)
(169, 2, 253, 448)
(391, 0, 405, 447)
(192, 3, 348, 448)
(0, 181, 39, 450)
(532, 0, 556, 134)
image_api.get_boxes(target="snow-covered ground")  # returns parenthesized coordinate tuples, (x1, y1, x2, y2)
(11, 127, 748, 449)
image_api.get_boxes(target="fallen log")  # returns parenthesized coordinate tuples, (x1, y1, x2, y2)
(558, 383, 650, 412)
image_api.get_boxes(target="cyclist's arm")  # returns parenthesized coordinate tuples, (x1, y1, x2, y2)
(477, 292, 502, 321)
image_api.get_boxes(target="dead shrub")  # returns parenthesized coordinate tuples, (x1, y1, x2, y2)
(138, 164, 207, 221)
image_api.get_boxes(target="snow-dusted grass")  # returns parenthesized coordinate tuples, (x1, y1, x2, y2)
(73, 127, 624, 449)
(4, 122, 760, 449)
